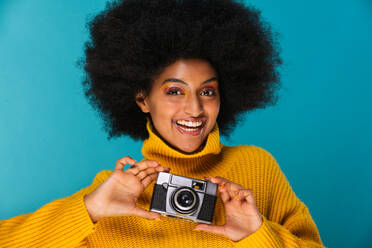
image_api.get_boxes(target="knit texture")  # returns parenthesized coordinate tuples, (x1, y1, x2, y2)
(0, 120, 325, 247)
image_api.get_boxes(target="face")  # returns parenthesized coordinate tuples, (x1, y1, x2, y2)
(136, 58, 220, 154)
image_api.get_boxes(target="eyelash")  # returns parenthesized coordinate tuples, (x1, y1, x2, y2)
(166, 88, 216, 96)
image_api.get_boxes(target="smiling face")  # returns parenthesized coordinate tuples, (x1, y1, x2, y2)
(135, 58, 220, 154)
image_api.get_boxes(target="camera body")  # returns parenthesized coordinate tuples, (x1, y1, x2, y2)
(150, 172, 218, 224)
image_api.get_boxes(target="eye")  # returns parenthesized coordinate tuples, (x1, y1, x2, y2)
(166, 88, 183, 95)
(201, 89, 216, 96)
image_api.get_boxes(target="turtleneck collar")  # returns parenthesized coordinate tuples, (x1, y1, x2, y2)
(141, 118, 225, 179)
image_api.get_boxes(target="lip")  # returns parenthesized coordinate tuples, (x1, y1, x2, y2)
(174, 117, 205, 123)
(174, 120, 205, 136)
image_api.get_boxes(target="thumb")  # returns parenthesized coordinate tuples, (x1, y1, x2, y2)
(131, 206, 161, 220)
(194, 223, 225, 236)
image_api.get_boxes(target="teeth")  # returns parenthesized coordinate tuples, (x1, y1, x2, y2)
(178, 126, 199, 132)
(176, 120, 202, 127)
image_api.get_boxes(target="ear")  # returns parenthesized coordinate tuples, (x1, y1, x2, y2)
(135, 91, 150, 113)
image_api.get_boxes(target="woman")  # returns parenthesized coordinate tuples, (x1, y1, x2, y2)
(0, 0, 325, 247)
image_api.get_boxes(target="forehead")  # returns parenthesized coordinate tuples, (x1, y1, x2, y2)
(154, 58, 218, 85)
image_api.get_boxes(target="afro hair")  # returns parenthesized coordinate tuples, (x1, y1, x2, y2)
(79, 0, 283, 141)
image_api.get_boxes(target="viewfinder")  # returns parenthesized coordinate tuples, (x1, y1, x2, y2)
(192, 181, 205, 190)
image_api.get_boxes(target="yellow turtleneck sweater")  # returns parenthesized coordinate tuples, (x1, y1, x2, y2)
(0, 120, 325, 248)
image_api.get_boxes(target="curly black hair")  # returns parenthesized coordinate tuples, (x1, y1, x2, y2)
(79, 0, 283, 141)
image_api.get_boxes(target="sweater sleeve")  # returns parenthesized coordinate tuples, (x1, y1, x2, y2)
(0, 170, 112, 248)
(234, 147, 325, 248)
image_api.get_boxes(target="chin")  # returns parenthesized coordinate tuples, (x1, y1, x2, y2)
(181, 147, 199, 153)
(177, 141, 206, 154)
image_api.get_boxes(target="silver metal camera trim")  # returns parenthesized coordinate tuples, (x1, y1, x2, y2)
(151, 172, 218, 224)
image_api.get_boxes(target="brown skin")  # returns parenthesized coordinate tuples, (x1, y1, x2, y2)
(196, 177, 263, 241)
(135, 58, 220, 154)
(84, 58, 262, 242)
(84, 156, 170, 222)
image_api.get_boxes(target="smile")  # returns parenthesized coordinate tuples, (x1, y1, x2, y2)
(175, 120, 204, 136)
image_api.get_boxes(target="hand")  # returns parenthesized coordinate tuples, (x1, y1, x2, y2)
(84, 156, 170, 223)
(195, 176, 263, 242)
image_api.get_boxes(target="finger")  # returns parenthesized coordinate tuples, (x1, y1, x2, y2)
(125, 165, 140, 175)
(136, 167, 157, 180)
(126, 160, 160, 175)
(155, 166, 170, 172)
(227, 189, 239, 200)
(206, 177, 227, 191)
(219, 189, 231, 203)
(135, 164, 169, 178)
(227, 185, 241, 199)
(134, 160, 160, 171)
(194, 223, 225, 237)
(208, 177, 242, 192)
(141, 173, 159, 188)
(216, 181, 235, 201)
(224, 180, 243, 191)
(219, 182, 240, 199)
(141, 167, 170, 187)
(115, 156, 136, 171)
(238, 189, 256, 204)
(131, 206, 161, 220)
(207, 176, 228, 184)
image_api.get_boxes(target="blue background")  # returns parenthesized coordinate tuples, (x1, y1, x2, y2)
(1, 0, 371, 247)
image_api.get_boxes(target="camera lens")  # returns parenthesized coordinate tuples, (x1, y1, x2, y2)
(171, 187, 199, 214)
(177, 191, 194, 207)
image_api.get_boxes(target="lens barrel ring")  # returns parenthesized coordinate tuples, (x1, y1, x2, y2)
(171, 187, 200, 214)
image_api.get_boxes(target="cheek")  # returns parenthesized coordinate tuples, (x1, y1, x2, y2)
(203, 98, 220, 110)
(204, 99, 220, 116)
(161, 94, 188, 108)
(150, 98, 182, 117)
(205, 104, 220, 115)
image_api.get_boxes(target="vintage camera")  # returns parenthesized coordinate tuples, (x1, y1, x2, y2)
(150, 172, 218, 224)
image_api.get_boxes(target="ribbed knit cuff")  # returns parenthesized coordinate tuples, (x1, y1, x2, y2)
(233, 215, 281, 248)
(46, 195, 98, 246)
(0, 194, 99, 247)
(67, 195, 98, 237)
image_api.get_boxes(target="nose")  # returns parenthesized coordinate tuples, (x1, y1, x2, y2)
(184, 92, 203, 117)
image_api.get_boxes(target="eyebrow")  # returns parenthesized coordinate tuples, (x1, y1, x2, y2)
(161, 76, 218, 86)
